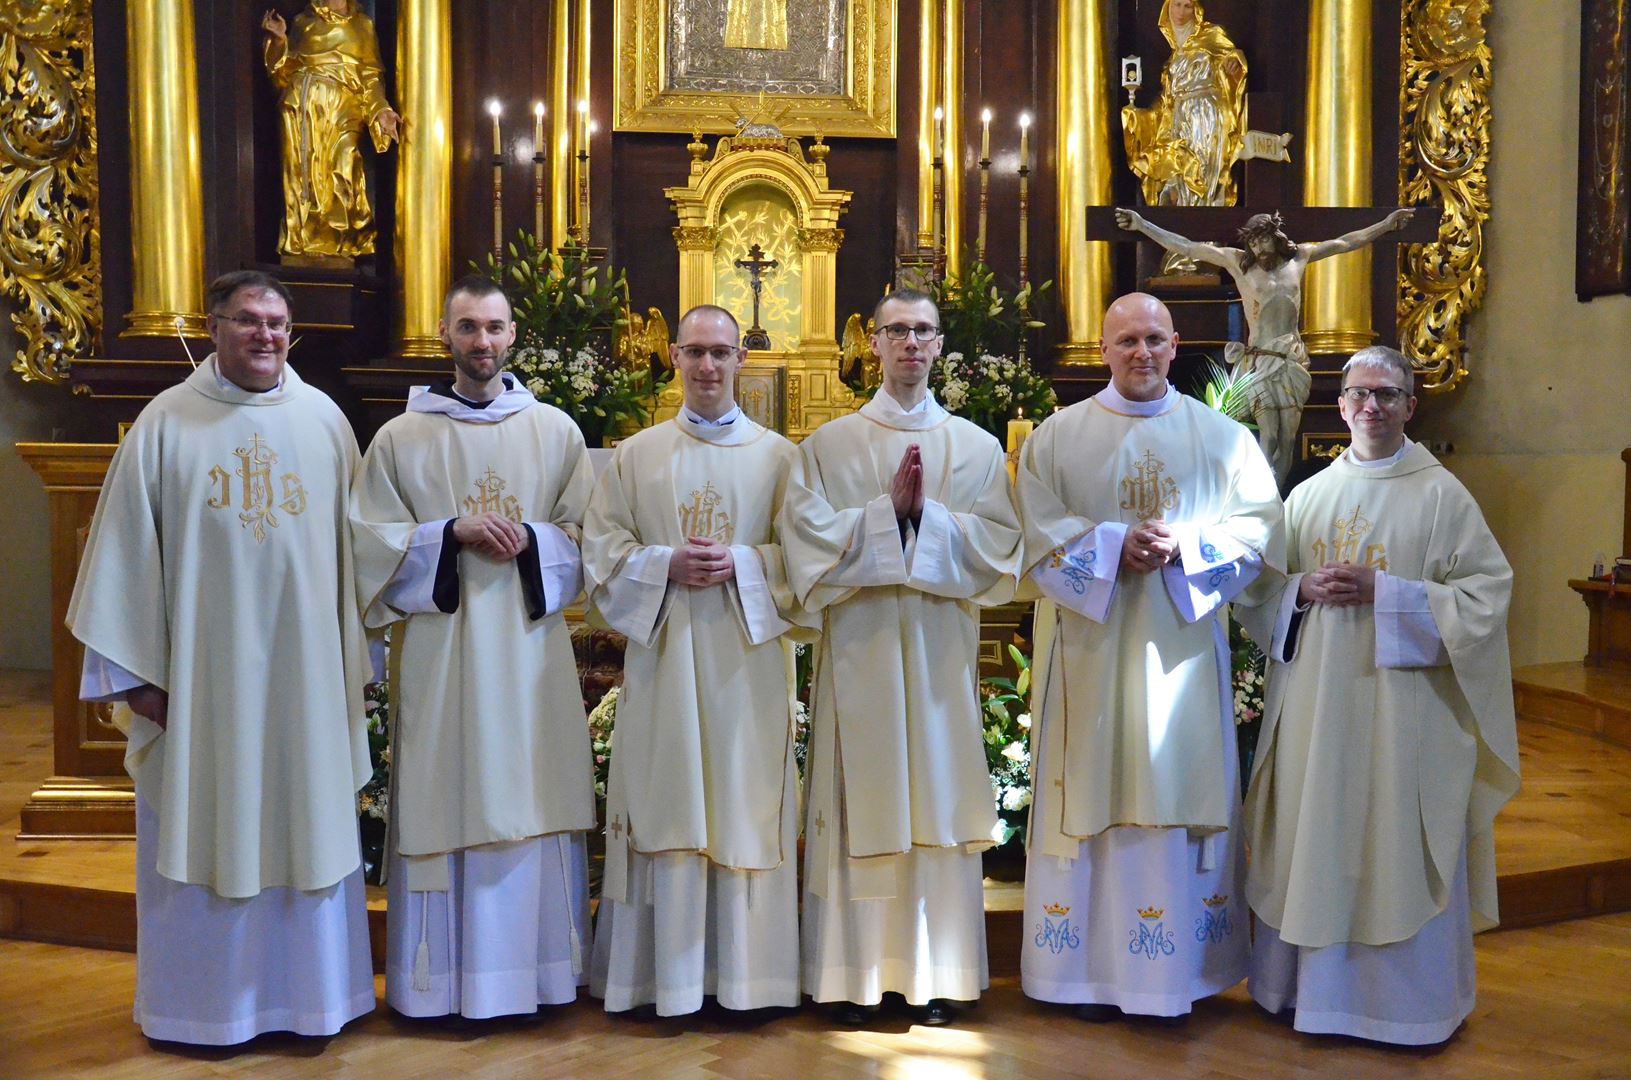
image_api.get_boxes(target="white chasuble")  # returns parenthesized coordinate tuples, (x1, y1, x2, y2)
(1015, 389, 1283, 853)
(582, 415, 806, 892)
(1242, 443, 1519, 948)
(68, 359, 372, 898)
(351, 394, 597, 878)
(779, 398, 1023, 870)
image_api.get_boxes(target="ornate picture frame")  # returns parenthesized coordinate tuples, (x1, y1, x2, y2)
(1577, 0, 1631, 299)
(613, 0, 897, 138)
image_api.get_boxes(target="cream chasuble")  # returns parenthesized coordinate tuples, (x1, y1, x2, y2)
(67, 358, 372, 898)
(582, 414, 806, 898)
(1241, 443, 1520, 947)
(779, 396, 1022, 864)
(351, 391, 596, 880)
(1016, 388, 1283, 853)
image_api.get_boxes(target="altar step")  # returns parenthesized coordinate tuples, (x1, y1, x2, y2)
(1513, 661, 1631, 750)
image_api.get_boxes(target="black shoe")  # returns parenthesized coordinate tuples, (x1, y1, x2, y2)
(831, 1001, 876, 1027)
(1074, 1003, 1121, 1023)
(918, 999, 955, 1026)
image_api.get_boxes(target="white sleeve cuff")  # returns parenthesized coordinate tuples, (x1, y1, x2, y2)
(1163, 523, 1263, 623)
(903, 498, 966, 595)
(79, 647, 146, 702)
(594, 545, 675, 647)
(1032, 522, 1124, 623)
(819, 494, 910, 588)
(529, 520, 584, 616)
(1375, 572, 1449, 668)
(380, 519, 451, 615)
(731, 546, 794, 645)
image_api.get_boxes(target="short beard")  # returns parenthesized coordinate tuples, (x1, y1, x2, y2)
(452, 350, 506, 386)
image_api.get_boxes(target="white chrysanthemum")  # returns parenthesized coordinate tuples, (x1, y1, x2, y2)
(1002, 786, 1032, 812)
(1001, 740, 1027, 762)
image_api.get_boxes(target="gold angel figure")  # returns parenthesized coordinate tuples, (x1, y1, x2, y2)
(839, 313, 881, 390)
(617, 307, 673, 371)
(1121, 0, 1247, 212)
(262, 1, 400, 264)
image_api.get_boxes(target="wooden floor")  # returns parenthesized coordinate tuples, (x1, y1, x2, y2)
(4, 915, 1631, 1079)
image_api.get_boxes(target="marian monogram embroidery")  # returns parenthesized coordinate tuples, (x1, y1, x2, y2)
(677, 481, 735, 544)
(1048, 545, 1098, 594)
(463, 466, 525, 523)
(206, 433, 307, 544)
(1194, 894, 1233, 944)
(1309, 503, 1388, 569)
(1119, 450, 1180, 522)
(1128, 905, 1176, 960)
(1034, 903, 1083, 954)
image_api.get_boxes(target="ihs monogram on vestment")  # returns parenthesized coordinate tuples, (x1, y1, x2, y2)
(463, 466, 525, 523)
(1310, 503, 1388, 569)
(206, 433, 307, 544)
(677, 481, 735, 544)
(1119, 450, 1181, 522)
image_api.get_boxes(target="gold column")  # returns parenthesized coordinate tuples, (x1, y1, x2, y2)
(1302, 0, 1374, 353)
(122, 0, 205, 337)
(941, 0, 964, 272)
(1055, 0, 1113, 364)
(551, 0, 574, 250)
(916, 0, 940, 248)
(395, 0, 452, 357)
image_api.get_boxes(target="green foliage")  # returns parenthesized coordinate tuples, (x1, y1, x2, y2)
(1197, 359, 1259, 429)
(929, 262, 1052, 360)
(981, 642, 1035, 850)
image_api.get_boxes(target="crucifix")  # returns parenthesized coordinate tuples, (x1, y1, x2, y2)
(734, 242, 779, 351)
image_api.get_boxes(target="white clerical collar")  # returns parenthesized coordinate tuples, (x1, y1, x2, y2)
(861, 385, 950, 430)
(406, 373, 537, 423)
(680, 403, 741, 427)
(1094, 381, 1180, 417)
(1347, 436, 1412, 469)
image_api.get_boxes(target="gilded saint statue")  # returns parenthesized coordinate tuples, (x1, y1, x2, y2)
(1122, 0, 1247, 212)
(724, 0, 789, 51)
(1116, 206, 1414, 485)
(262, 2, 400, 264)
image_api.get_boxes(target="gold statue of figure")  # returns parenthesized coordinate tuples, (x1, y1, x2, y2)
(1122, 0, 1247, 212)
(724, 0, 789, 51)
(262, 2, 400, 264)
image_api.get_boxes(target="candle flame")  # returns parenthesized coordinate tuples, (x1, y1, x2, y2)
(1020, 112, 1032, 129)
(534, 101, 545, 118)
(487, 98, 502, 118)
(981, 108, 992, 123)
(933, 105, 944, 121)
(578, 99, 589, 114)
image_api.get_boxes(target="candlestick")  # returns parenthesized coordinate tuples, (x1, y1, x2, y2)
(977, 110, 992, 264)
(574, 100, 589, 244)
(932, 106, 945, 277)
(488, 99, 504, 258)
(532, 102, 546, 242)
(1018, 112, 1031, 286)
(583, 120, 596, 245)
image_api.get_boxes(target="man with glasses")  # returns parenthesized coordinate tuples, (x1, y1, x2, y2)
(1014, 292, 1282, 1023)
(68, 270, 375, 1043)
(350, 273, 597, 1019)
(1236, 346, 1519, 1044)
(779, 288, 1023, 1026)
(584, 305, 809, 1018)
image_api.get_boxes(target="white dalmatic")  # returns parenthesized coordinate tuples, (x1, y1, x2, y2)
(778, 390, 1023, 1006)
(583, 409, 807, 1016)
(1014, 383, 1283, 1015)
(351, 377, 597, 1017)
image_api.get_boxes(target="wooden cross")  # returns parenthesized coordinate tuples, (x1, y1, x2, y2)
(814, 811, 826, 836)
(733, 242, 779, 350)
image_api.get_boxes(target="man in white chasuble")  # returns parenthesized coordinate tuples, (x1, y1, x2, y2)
(350, 274, 596, 1019)
(1235, 347, 1519, 1045)
(68, 271, 375, 1045)
(584, 305, 809, 1018)
(778, 289, 1024, 1027)
(1014, 292, 1283, 1021)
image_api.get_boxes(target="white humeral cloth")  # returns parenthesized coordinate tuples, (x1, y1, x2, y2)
(1013, 385, 1281, 1013)
(70, 357, 373, 898)
(581, 410, 806, 1014)
(778, 389, 1022, 1004)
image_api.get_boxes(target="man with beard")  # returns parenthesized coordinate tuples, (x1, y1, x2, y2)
(351, 274, 597, 1018)
(1115, 206, 1414, 485)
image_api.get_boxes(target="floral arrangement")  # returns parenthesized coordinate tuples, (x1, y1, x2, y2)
(981, 643, 1035, 851)
(476, 233, 668, 445)
(358, 673, 391, 885)
(934, 350, 1055, 438)
(1229, 618, 1268, 792)
(928, 262, 1055, 437)
(587, 685, 618, 803)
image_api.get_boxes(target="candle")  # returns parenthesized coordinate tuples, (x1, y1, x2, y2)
(980, 108, 991, 161)
(533, 102, 546, 242)
(933, 105, 944, 162)
(1018, 113, 1032, 286)
(488, 98, 502, 156)
(533, 101, 545, 152)
(488, 99, 504, 257)
(1018, 111, 1030, 168)
(1007, 409, 1034, 454)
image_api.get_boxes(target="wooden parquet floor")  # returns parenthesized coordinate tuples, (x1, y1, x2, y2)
(4, 915, 1631, 1079)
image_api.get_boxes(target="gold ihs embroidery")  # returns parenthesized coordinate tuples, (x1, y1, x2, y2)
(1119, 450, 1180, 521)
(1310, 503, 1388, 569)
(462, 467, 524, 523)
(677, 481, 735, 543)
(205, 433, 308, 544)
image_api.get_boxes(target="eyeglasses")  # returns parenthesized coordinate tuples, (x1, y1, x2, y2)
(216, 313, 292, 337)
(877, 323, 943, 342)
(1339, 385, 1410, 407)
(676, 345, 740, 363)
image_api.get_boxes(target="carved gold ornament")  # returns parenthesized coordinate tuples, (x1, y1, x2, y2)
(0, 0, 101, 384)
(1398, 0, 1491, 392)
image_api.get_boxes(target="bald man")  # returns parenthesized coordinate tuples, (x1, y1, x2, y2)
(1013, 293, 1284, 1021)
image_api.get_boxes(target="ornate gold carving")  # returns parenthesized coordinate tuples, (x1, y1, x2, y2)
(673, 225, 719, 249)
(0, 1, 102, 384)
(614, 0, 896, 138)
(787, 372, 801, 425)
(795, 227, 844, 252)
(1301, 433, 1351, 462)
(1398, 0, 1492, 392)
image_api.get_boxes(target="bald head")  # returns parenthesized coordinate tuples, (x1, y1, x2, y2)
(1100, 293, 1178, 402)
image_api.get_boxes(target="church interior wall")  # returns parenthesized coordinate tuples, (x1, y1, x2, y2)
(1409, 0, 1631, 668)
